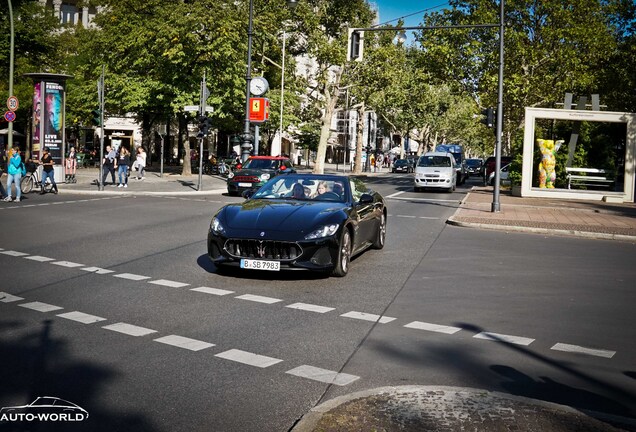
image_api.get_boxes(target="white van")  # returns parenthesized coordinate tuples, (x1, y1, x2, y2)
(414, 152, 457, 192)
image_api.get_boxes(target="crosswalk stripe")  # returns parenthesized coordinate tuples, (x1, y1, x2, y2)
(18, 302, 63, 313)
(57, 311, 107, 324)
(102, 322, 157, 336)
(474, 332, 534, 346)
(340, 311, 396, 324)
(154, 335, 215, 351)
(235, 294, 282, 304)
(191, 287, 235, 296)
(24, 255, 55, 262)
(286, 365, 359, 386)
(215, 349, 283, 368)
(404, 321, 462, 334)
(51, 261, 84, 268)
(113, 273, 151, 281)
(148, 279, 190, 288)
(0, 292, 24, 303)
(286, 303, 335, 314)
(551, 343, 615, 358)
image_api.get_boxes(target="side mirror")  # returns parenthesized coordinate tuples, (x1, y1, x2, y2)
(359, 193, 373, 204)
(242, 189, 255, 199)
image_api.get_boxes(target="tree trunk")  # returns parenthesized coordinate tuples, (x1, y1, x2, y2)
(313, 68, 343, 174)
(180, 115, 192, 176)
(353, 101, 365, 174)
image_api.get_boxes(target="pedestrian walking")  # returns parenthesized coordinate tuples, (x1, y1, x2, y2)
(117, 146, 131, 188)
(102, 145, 117, 185)
(65, 146, 77, 183)
(4, 147, 24, 202)
(39, 147, 58, 194)
(135, 146, 146, 180)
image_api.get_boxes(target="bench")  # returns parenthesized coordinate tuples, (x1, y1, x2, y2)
(565, 167, 614, 190)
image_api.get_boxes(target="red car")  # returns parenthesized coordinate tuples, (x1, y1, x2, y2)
(482, 156, 512, 185)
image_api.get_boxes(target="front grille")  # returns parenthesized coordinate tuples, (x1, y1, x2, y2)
(224, 239, 302, 261)
(233, 176, 260, 183)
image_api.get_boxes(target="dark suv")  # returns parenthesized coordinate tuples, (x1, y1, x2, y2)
(227, 156, 295, 196)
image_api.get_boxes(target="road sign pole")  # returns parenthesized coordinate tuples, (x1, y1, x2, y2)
(7, 0, 15, 149)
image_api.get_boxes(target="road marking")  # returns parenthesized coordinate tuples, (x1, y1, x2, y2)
(286, 365, 359, 386)
(396, 215, 416, 218)
(340, 311, 396, 324)
(419, 216, 440, 220)
(286, 303, 335, 314)
(51, 261, 84, 268)
(386, 191, 405, 198)
(81, 266, 115, 274)
(1, 250, 28, 257)
(154, 335, 215, 351)
(404, 321, 462, 334)
(24, 255, 55, 262)
(235, 294, 282, 304)
(18, 302, 63, 313)
(474, 332, 535, 346)
(215, 349, 283, 368)
(148, 279, 190, 288)
(191, 287, 235, 296)
(113, 273, 151, 281)
(551, 343, 616, 359)
(57, 311, 107, 324)
(388, 196, 460, 203)
(0, 292, 24, 303)
(102, 322, 157, 336)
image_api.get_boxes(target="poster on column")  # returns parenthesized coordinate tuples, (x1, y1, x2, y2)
(32, 82, 41, 154)
(43, 81, 64, 164)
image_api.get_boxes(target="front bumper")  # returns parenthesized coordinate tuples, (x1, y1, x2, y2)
(414, 176, 453, 188)
(207, 231, 339, 272)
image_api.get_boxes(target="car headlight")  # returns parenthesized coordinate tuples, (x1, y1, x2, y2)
(260, 173, 270, 181)
(210, 217, 226, 235)
(304, 224, 339, 240)
(228, 172, 235, 179)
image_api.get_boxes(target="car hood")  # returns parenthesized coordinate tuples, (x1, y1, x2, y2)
(221, 199, 346, 234)
(232, 168, 276, 177)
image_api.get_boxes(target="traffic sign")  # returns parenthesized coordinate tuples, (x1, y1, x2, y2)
(4, 111, 16, 122)
(7, 96, 18, 111)
(184, 105, 199, 112)
(249, 97, 270, 123)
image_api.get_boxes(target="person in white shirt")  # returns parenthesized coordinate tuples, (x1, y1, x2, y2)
(135, 147, 147, 180)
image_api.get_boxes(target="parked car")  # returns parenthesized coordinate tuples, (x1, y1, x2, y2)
(227, 156, 295, 196)
(465, 158, 483, 177)
(482, 156, 512, 185)
(208, 174, 386, 277)
(488, 163, 510, 186)
(392, 159, 413, 173)
(413, 152, 457, 192)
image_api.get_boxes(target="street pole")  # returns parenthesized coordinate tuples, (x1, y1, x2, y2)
(98, 66, 105, 191)
(7, 0, 14, 149)
(198, 74, 206, 191)
(491, 0, 504, 212)
(277, 29, 286, 156)
(241, 0, 255, 163)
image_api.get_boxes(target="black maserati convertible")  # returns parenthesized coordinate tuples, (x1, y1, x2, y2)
(207, 174, 387, 276)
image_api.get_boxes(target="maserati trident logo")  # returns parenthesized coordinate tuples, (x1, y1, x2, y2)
(256, 241, 266, 258)
(260, 231, 265, 237)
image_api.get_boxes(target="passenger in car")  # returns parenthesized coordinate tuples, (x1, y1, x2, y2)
(312, 181, 329, 198)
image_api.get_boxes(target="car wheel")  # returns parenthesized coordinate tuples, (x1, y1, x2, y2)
(372, 212, 386, 250)
(332, 228, 352, 277)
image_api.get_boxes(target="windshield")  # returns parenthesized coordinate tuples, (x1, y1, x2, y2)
(252, 176, 346, 202)
(466, 159, 482, 168)
(395, 160, 407, 166)
(418, 156, 452, 168)
(242, 159, 280, 170)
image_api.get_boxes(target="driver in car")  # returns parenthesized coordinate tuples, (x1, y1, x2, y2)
(290, 182, 306, 199)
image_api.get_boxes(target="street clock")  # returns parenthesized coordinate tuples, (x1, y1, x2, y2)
(250, 76, 269, 96)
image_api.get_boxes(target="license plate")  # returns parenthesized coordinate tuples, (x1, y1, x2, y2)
(240, 259, 280, 271)
(238, 182, 253, 187)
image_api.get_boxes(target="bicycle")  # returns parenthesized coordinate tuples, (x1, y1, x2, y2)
(20, 163, 54, 194)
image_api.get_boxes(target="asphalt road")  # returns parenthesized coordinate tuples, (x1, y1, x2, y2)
(1, 174, 634, 432)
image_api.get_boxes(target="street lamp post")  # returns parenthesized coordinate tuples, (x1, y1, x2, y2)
(242, 0, 299, 163)
(7, 0, 15, 149)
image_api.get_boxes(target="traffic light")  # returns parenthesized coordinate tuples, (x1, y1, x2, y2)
(347, 29, 364, 61)
(91, 108, 101, 127)
(197, 116, 210, 138)
(480, 107, 494, 128)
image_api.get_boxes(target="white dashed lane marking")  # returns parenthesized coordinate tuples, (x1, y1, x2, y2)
(474, 332, 535, 346)
(191, 287, 235, 296)
(215, 349, 283, 368)
(102, 322, 157, 336)
(404, 321, 462, 334)
(81, 266, 115, 274)
(286, 303, 335, 314)
(235, 294, 282, 304)
(148, 279, 190, 288)
(154, 335, 215, 351)
(18, 302, 64, 313)
(340, 311, 396, 324)
(113, 273, 151, 281)
(286, 365, 359, 386)
(0, 292, 24, 303)
(1, 250, 28, 257)
(24, 255, 55, 262)
(57, 311, 107, 324)
(51, 261, 85, 268)
(551, 343, 616, 359)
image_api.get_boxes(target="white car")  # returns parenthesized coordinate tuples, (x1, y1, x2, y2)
(488, 163, 510, 186)
(414, 152, 457, 192)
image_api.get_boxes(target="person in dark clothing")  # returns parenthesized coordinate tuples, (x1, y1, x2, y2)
(102, 145, 117, 185)
(117, 146, 131, 188)
(39, 147, 58, 194)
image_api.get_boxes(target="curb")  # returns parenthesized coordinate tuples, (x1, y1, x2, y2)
(290, 385, 636, 432)
(54, 188, 228, 197)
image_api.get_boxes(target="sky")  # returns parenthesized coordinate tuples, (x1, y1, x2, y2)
(371, 1, 449, 28)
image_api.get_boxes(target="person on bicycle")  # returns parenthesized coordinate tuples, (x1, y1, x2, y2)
(40, 147, 58, 195)
(4, 147, 23, 202)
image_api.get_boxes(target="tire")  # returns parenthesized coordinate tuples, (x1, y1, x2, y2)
(372, 212, 386, 250)
(331, 228, 352, 277)
(20, 175, 34, 194)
